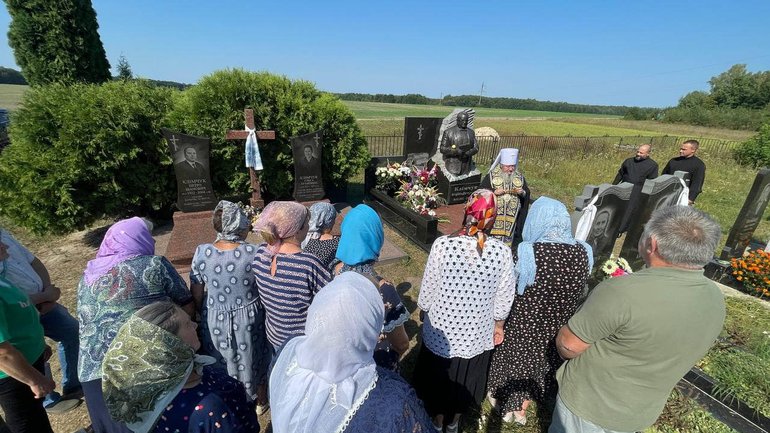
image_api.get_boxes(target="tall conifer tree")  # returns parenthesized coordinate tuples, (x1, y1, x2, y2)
(5, 0, 111, 86)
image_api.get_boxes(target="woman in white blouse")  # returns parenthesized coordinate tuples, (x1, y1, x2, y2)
(413, 189, 516, 433)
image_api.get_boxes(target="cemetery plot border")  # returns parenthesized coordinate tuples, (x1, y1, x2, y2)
(366, 188, 438, 252)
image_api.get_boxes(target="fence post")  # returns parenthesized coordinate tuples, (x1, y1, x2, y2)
(583, 137, 590, 159)
(618, 136, 623, 149)
(540, 137, 548, 159)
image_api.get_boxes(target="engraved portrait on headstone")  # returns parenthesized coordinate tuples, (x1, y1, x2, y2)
(574, 183, 634, 258)
(163, 128, 218, 212)
(292, 129, 325, 202)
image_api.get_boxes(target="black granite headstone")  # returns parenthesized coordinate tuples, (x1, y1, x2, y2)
(291, 129, 325, 202)
(720, 168, 770, 259)
(620, 172, 687, 265)
(163, 129, 218, 212)
(404, 117, 442, 157)
(436, 171, 482, 205)
(574, 183, 633, 259)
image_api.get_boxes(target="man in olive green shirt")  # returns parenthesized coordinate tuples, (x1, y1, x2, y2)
(551, 206, 725, 433)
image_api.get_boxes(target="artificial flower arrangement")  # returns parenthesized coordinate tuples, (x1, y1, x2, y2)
(599, 256, 634, 280)
(238, 202, 261, 228)
(395, 164, 445, 217)
(730, 249, 770, 298)
(375, 161, 411, 195)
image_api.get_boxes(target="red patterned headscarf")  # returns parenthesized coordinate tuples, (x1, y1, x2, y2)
(459, 189, 497, 251)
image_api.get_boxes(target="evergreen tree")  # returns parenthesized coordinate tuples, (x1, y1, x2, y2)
(116, 55, 133, 80)
(5, 0, 111, 86)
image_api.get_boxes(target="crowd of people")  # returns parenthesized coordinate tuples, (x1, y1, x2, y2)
(0, 146, 725, 433)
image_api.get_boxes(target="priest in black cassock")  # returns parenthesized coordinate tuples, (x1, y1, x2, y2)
(662, 139, 706, 205)
(613, 144, 658, 233)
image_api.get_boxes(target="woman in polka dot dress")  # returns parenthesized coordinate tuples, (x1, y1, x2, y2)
(190, 201, 270, 405)
(487, 197, 592, 425)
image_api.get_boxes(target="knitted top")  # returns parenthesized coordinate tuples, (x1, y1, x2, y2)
(418, 235, 516, 359)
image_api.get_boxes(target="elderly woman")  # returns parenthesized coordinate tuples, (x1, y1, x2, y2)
(0, 247, 55, 433)
(77, 217, 193, 433)
(413, 189, 516, 433)
(487, 197, 592, 425)
(270, 272, 433, 433)
(334, 204, 409, 371)
(190, 201, 270, 405)
(301, 202, 340, 270)
(252, 201, 331, 352)
(103, 302, 259, 433)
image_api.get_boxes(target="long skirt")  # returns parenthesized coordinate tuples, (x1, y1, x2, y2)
(412, 343, 492, 419)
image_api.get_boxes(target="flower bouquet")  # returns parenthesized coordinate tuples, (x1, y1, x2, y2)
(730, 249, 770, 298)
(375, 162, 411, 195)
(395, 164, 446, 217)
(599, 256, 633, 280)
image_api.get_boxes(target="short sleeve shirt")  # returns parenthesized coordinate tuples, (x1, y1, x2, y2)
(0, 278, 45, 378)
(0, 229, 43, 294)
(556, 267, 725, 431)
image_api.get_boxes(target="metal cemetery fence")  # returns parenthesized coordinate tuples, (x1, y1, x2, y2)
(366, 134, 740, 162)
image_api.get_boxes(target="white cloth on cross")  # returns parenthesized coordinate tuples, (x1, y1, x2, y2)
(244, 126, 263, 170)
(676, 177, 690, 206)
(574, 193, 599, 241)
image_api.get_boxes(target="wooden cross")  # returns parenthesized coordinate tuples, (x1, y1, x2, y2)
(225, 109, 276, 208)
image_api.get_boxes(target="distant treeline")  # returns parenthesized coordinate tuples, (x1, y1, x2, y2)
(626, 64, 770, 130)
(0, 66, 189, 90)
(335, 92, 648, 116)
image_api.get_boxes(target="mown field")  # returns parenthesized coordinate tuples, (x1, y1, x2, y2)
(0, 83, 27, 110)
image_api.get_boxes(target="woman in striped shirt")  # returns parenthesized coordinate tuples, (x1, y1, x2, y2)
(252, 201, 332, 352)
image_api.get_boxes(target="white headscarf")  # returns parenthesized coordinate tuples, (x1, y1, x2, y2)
(489, 148, 519, 175)
(269, 272, 385, 433)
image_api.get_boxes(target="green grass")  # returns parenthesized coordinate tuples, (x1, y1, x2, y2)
(343, 100, 621, 120)
(0, 83, 27, 110)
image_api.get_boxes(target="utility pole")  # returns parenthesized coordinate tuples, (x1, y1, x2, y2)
(478, 82, 485, 106)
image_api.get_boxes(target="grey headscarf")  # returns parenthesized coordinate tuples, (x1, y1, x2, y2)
(214, 200, 250, 242)
(301, 202, 337, 248)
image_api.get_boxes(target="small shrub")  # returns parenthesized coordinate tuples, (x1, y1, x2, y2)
(733, 123, 770, 168)
(165, 69, 370, 200)
(730, 248, 770, 298)
(0, 81, 175, 233)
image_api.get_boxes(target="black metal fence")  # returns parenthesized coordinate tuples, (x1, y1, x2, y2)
(366, 134, 740, 163)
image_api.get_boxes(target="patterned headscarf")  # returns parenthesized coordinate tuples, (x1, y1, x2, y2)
(83, 217, 155, 285)
(516, 197, 593, 295)
(253, 201, 309, 255)
(301, 202, 337, 248)
(459, 189, 497, 251)
(214, 200, 250, 242)
(102, 313, 215, 433)
(336, 205, 384, 267)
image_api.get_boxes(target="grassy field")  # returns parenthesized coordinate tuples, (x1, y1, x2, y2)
(0, 83, 27, 110)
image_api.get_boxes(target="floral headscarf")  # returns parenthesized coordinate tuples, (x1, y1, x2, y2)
(214, 200, 250, 242)
(102, 313, 215, 433)
(83, 217, 155, 285)
(252, 201, 308, 255)
(459, 189, 497, 251)
(301, 202, 337, 248)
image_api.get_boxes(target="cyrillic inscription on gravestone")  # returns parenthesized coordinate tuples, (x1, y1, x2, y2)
(163, 129, 217, 212)
(292, 129, 325, 202)
(404, 117, 443, 157)
(721, 168, 770, 259)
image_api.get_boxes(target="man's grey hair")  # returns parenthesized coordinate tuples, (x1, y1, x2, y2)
(640, 205, 721, 268)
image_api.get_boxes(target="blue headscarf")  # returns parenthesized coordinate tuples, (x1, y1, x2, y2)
(336, 205, 384, 266)
(515, 197, 593, 295)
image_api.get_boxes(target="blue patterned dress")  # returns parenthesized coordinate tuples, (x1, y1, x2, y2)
(190, 243, 270, 401)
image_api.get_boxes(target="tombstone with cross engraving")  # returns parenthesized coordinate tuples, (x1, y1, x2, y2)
(162, 128, 218, 212)
(291, 129, 325, 202)
(404, 117, 443, 158)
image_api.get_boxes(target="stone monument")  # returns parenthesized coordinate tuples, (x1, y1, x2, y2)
(291, 129, 325, 202)
(720, 168, 770, 259)
(163, 129, 218, 212)
(430, 109, 482, 205)
(574, 183, 635, 259)
(403, 117, 442, 158)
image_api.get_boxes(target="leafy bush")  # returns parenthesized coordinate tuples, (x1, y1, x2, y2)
(0, 81, 175, 233)
(663, 106, 770, 130)
(166, 69, 369, 200)
(733, 123, 770, 168)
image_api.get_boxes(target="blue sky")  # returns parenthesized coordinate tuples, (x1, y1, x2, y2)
(1, 1, 769, 107)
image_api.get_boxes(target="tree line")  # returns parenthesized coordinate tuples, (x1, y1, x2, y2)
(336, 92, 644, 116)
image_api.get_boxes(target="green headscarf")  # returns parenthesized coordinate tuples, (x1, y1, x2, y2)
(102, 314, 214, 433)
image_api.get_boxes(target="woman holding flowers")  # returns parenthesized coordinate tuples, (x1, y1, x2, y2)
(487, 197, 592, 425)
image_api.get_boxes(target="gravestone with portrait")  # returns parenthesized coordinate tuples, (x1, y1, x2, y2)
(291, 129, 325, 202)
(163, 129, 218, 212)
(430, 108, 482, 205)
(574, 183, 634, 259)
(620, 171, 688, 265)
(403, 117, 443, 158)
(720, 168, 770, 259)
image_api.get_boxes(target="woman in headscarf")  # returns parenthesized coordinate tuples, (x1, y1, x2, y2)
(77, 217, 193, 433)
(270, 272, 433, 433)
(103, 302, 259, 433)
(301, 202, 340, 270)
(487, 197, 592, 425)
(252, 201, 331, 352)
(334, 204, 409, 371)
(189, 200, 270, 407)
(413, 189, 516, 433)
(0, 244, 55, 433)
